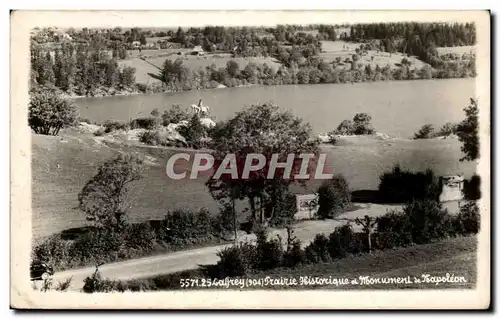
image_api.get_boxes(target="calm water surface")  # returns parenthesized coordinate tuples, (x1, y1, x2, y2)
(77, 78, 476, 138)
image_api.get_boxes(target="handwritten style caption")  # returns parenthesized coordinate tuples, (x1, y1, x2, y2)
(179, 274, 467, 289)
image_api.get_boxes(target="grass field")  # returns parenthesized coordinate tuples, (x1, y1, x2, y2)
(120, 53, 282, 84)
(125, 235, 477, 290)
(121, 39, 434, 84)
(32, 127, 474, 240)
(320, 40, 429, 70)
(436, 46, 476, 56)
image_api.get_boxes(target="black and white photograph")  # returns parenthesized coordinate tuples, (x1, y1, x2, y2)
(10, 10, 491, 309)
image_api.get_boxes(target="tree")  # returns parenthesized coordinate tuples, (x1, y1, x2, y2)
(316, 175, 351, 219)
(226, 60, 240, 78)
(139, 34, 147, 46)
(178, 114, 206, 149)
(352, 113, 375, 135)
(206, 103, 320, 228)
(334, 119, 355, 135)
(78, 154, 144, 229)
(119, 66, 136, 89)
(456, 98, 479, 161)
(28, 89, 78, 135)
(413, 124, 435, 139)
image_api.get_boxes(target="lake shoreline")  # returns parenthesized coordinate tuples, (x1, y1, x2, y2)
(67, 76, 475, 100)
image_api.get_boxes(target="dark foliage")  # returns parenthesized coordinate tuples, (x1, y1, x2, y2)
(28, 90, 78, 135)
(316, 175, 351, 219)
(102, 120, 129, 133)
(456, 98, 480, 161)
(129, 117, 160, 130)
(463, 174, 481, 200)
(378, 165, 442, 203)
(327, 224, 365, 259)
(453, 201, 480, 235)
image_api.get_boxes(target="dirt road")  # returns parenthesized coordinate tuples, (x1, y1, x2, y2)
(49, 203, 401, 291)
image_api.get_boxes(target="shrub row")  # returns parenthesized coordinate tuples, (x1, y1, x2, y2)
(32, 208, 231, 271)
(82, 199, 480, 292)
(213, 199, 478, 279)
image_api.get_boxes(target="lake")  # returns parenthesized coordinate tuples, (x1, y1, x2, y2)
(77, 78, 476, 138)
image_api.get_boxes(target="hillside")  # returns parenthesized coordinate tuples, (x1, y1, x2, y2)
(32, 127, 474, 240)
(320, 40, 429, 70)
(119, 50, 282, 85)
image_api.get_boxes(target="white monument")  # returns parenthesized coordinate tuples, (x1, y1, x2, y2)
(295, 194, 318, 220)
(439, 175, 464, 202)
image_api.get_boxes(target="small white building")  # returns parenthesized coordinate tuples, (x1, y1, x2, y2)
(295, 194, 318, 220)
(439, 175, 464, 202)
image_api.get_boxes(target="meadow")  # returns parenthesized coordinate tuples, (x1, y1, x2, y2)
(119, 50, 282, 85)
(32, 128, 475, 240)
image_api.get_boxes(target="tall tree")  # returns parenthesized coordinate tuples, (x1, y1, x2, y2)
(456, 98, 480, 161)
(78, 154, 144, 229)
(206, 103, 320, 227)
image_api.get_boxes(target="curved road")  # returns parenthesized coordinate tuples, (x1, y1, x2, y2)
(50, 204, 401, 291)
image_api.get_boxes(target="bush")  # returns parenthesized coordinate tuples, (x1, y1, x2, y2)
(83, 269, 123, 293)
(327, 224, 364, 259)
(454, 201, 480, 235)
(159, 209, 214, 245)
(32, 234, 74, 269)
(333, 113, 375, 136)
(71, 229, 125, 265)
(304, 233, 331, 263)
(378, 165, 442, 203)
(413, 124, 435, 139)
(102, 120, 129, 133)
(138, 130, 162, 146)
(269, 187, 298, 227)
(463, 174, 481, 200)
(125, 223, 156, 250)
(214, 242, 257, 277)
(435, 122, 458, 137)
(403, 199, 456, 244)
(316, 175, 351, 219)
(334, 120, 355, 135)
(139, 127, 187, 147)
(162, 104, 190, 125)
(254, 230, 284, 271)
(211, 204, 235, 234)
(178, 114, 207, 149)
(28, 90, 78, 135)
(352, 113, 375, 135)
(375, 211, 413, 249)
(129, 117, 160, 130)
(283, 240, 306, 267)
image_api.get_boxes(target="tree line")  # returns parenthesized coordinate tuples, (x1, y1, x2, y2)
(30, 42, 136, 96)
(343, 22, 476, 67)
(150, 54, 475, 93)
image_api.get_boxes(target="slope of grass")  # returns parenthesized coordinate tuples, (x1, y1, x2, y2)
(32, 130, 475, 240)
(119, 54, 282, 85)
(436, 46, 476, 56)
(320, 40, 429, 70)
